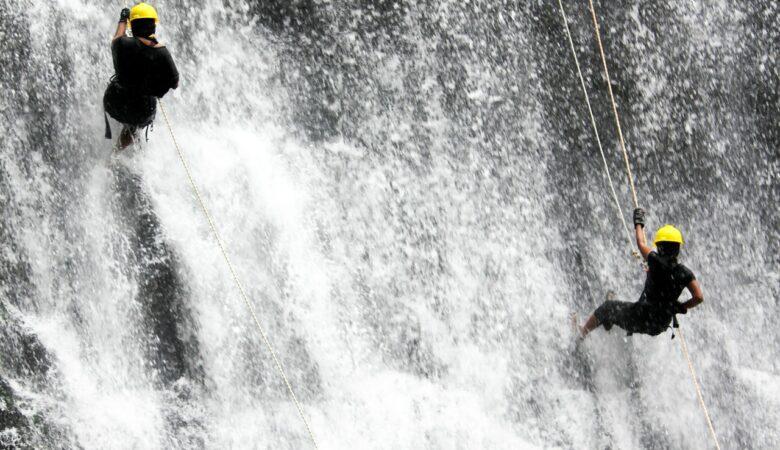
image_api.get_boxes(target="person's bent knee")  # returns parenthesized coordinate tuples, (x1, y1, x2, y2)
(594, 300, 630, 331)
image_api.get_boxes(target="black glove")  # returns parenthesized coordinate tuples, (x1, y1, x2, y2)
(673, 302, 688, 315)
(633, 208, 645, 228)
(119, 8, 130, 22)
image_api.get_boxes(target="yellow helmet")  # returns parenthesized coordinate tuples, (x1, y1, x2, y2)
(130, 3, 159, 23)
(653, 224, 684, 246)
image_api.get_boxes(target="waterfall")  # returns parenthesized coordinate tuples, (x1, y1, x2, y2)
(0, 1, 777, 448)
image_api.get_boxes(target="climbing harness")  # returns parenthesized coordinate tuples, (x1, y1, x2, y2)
(158, 100, 320, 449)
(557, 1, 722, 448)
(103, 76, 156, 142)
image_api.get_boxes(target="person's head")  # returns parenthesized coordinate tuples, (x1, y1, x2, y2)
(653, 224, 684, 258)
(130, 3, 159, 39)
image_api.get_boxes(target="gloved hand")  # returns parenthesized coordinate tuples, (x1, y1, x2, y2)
(673, 302, 688, 315)
(119, 8, 130, 22)
(633, 207, 645, 228)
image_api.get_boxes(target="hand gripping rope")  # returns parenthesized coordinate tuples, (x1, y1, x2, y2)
(158, 100, 320, 449)
(556, 1, 722, 448)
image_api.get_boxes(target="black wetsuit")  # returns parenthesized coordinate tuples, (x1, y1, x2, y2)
(595, 251, 696, 336)
(103, 36, 179, 132)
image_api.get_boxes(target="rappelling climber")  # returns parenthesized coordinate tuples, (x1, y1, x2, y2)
(103, 3, 179, 149)
(575, 208, 704, 338)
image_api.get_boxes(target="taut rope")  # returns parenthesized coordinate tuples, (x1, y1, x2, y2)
(158, 100, 319, 449)
(556, 0, 635, 254)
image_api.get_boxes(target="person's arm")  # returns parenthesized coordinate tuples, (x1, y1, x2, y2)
(169, 56, 179, 89)
(681, 279, 704, 310)
(113, 8, 130, 41)
(163, 49, 180, 90)
(633, 208, 652, 259)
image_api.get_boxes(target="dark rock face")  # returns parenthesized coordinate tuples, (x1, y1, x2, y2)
(109, 164, 208, 446)
(0, 378, 30, 448)
(110, 165, 204, 388)
(0, 305, 50, 384)
(0, 301, 75, 449)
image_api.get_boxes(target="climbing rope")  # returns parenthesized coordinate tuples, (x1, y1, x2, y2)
(677, 325, 722, 450)
(586, 0, 639, 208)
(556, 0, 634, 254)
(584, 3, 722, 448)
(158, 100, 320, 449)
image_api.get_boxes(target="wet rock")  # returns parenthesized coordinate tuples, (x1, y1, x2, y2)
(0, 378, 29, 448)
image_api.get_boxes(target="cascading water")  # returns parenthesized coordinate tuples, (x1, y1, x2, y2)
(0, 0, 777, 448)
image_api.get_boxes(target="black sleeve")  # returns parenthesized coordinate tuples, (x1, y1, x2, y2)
(680, 266, 696, 285)
(147, 48, 179, 98)
(111, 36, 133, 57)
(111, 36, 133, 70)
(647, 251, 661, 271)
(161, 48, 179, 91)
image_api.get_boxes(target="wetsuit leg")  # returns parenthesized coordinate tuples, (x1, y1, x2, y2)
(594, 300, 672, 336)
(594, 300, 634, 332)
